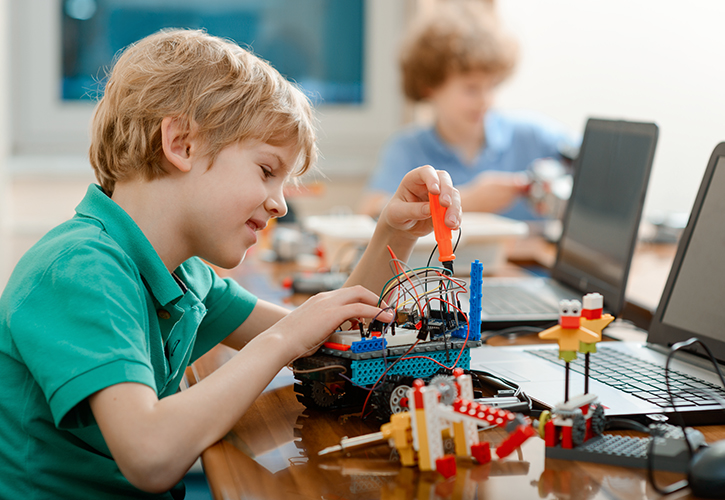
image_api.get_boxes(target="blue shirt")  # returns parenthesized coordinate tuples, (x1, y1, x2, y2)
(0, 184, 257, 499)
(367, 110, 580, 220)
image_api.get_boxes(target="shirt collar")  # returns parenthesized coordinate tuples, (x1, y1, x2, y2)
(483, 110, 511, 153)
(427, 110, 511, 158)
(74, 184, 184, 306)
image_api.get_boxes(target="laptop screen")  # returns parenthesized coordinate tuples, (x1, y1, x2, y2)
(552, 119, 658, 314)
(652, 149, 725, 362)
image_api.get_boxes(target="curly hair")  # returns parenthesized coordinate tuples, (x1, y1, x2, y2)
(89, 28, 318, 194)
(400, 0, 519, 101)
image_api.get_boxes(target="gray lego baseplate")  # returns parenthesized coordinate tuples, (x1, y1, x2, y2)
(545, 425, 705, 473)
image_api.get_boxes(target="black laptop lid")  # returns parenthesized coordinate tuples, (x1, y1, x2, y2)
(648, 142, 725, 363)
(551, 118, 658, 315)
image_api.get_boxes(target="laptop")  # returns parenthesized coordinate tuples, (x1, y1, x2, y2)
(470, 142, 725, 425)
(480, 118, 659, 329)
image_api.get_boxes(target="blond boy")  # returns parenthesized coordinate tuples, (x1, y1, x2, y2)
(0, 29, 460, 498)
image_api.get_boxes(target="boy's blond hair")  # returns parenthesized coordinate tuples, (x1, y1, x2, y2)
(90, 29, 317, 195)
(400, 0, 518, 102)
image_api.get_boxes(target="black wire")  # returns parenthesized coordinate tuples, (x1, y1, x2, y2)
(425, 228, 462, 272)
(469, 369, 533, 414)
(646, 337, 725, 496)
(647, 431, 690, 495)
(481, 326, 545, 344)
(604, 417, 689, 495)
(605, 418, 651, 434)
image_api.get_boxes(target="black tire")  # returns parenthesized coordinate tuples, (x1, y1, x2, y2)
(371, 375, 415, 421)
(571, 411, 587, 446)
(590, 404, 606, 436)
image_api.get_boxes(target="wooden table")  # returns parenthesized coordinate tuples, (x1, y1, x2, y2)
(190, 239, 725, 500)
(188, 345, 725, 500)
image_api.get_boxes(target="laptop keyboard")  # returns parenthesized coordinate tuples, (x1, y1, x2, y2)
(482, 287, 557, 316)
(527, 346, 725, 408)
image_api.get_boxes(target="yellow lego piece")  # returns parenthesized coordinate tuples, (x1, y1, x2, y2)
(581, 314, 615, 341)
(415, 408, 433, 471)
(382, 412, 416, 467)
(539, 324, 599, 352)
(453, 421, 469, 456)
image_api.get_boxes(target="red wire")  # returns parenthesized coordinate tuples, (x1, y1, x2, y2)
(386, 245, 424, 315)
(360, 253, 472, 418)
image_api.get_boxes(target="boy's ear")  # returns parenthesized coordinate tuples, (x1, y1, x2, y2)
(160, 117, 195, 173)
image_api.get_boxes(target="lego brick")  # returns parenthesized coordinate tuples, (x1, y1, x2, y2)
(459, 260, 483, 342)
(435, 455, 457, 479)
(349, 349, 472, 386)
(351, 336, 387, 353)
(544, 429, 704, 473)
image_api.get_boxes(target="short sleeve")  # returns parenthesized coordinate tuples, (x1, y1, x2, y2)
(367, 135, 418, 194)
(9, 238, 156, 429)
(177, 258, 258, 362)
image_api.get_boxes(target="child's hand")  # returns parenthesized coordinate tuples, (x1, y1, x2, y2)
(460, 170, 530, 213)
(378, 165, 461, 239)
(266, 285, 394, 362)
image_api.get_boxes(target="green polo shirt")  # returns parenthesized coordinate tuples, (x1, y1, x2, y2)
(0, 184, 257, 499)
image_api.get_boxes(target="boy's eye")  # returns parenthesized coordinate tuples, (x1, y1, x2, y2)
(260, 165, 274, 178)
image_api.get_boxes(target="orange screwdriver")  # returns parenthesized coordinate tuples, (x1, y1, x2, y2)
(429, 193, 455, 274)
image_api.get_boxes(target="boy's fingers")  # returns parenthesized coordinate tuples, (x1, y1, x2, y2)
(401, 165, 439, 197)
(419, 165, 441, 195)
(339, 304, 394, 323)
(336, 284, 382, 305)
(436, 171, 461, 229)
(390, 200, 431, 222)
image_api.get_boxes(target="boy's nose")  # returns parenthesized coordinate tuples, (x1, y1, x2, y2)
(266, 191, 288, 218)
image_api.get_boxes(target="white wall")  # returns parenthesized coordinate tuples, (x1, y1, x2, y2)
(495, 0, 725, 218)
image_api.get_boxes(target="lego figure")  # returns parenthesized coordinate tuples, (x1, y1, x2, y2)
(579, 293, 614, 393)
(319, 368, 535, 479)
(539, 293, 613, 401)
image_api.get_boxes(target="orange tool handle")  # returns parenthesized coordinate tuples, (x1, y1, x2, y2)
(429, 193, 455, 263)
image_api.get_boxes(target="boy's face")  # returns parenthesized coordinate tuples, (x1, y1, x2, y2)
(184, 139, 296, 269)
(428, 71, 499, 133)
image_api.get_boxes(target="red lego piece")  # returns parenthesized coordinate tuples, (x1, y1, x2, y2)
(435, 455, 457, 479)
(561, 426, 573, 449)
(560, 316, 580, 329)
(412, 379, 425, 407)
(544, 419, 557, 447)
(582, 307, 603, 319)
(322, 342, 350, 351)
(495, 425, 535, 458)
(471, 442, 491, 464)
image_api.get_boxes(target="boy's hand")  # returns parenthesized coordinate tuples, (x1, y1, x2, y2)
(264, 285, 394, 361)
(459, 170, 530, 213)
(379, 165, 461, 239)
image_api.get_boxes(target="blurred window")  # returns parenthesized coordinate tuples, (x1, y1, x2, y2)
(61, 0, 365, 105)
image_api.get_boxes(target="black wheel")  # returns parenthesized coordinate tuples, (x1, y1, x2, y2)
(293, 380, 339, 410)
(590, 404, 606, 436)
(571, 411, 587, 446)
(371, 375, 415, 421)
(310, 380, 336, 408)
